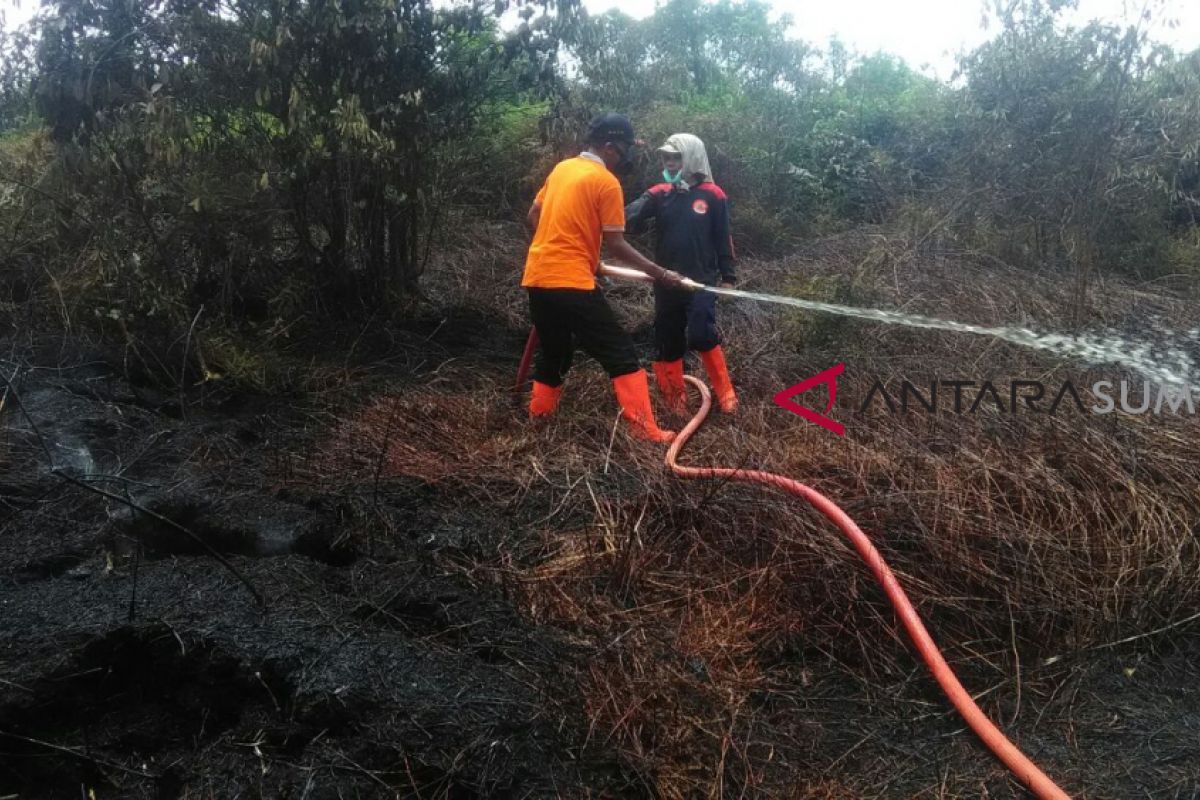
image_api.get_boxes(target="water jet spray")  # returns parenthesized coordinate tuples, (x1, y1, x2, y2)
(596, 263, 1198, 388)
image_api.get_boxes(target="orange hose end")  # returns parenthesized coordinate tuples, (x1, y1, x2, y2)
(666, 376, 1072, 800)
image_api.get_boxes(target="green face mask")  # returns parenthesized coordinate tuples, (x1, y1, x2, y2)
(662, 168, 682, 184)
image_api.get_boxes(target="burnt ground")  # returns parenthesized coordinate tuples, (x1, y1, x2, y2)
(2, 317, 1199, 799)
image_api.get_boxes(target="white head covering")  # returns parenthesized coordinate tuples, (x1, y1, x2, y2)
(658, 133, 712, 188)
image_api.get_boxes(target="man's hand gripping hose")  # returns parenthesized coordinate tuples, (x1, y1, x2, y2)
(667, 375, 1072, 800)
(599, 262, 703, 291)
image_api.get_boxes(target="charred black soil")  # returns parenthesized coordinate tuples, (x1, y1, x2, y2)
(1, 332, 633, 799)
(2, 322, 1199, 799)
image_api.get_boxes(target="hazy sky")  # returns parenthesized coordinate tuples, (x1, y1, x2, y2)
(3, 0, 1198, 80)
(584, 0, 1200, 78)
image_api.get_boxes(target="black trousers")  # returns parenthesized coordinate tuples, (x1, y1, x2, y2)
(654, 286, 720, 362)
(527, 287, 640, 387)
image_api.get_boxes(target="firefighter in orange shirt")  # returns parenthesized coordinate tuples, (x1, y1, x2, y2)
(522, 113, 688, 442)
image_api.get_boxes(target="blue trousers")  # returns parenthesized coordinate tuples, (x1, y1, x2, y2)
(654, 286, 720, 362)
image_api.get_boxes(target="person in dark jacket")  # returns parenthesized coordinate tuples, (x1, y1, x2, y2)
(625, 133, 739, 413)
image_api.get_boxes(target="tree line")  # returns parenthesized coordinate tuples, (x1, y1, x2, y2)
(1, 0, 1197, 355)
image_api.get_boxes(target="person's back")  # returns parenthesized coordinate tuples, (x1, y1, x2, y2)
(523, 155, 626, 291)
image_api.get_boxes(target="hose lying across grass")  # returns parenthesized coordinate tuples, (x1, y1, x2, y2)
(667, 375, 1072, 800)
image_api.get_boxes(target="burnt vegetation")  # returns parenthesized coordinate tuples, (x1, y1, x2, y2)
(2, 0, 1200, 798)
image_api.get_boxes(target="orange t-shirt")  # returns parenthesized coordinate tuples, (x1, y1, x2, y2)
(521, 155, 626, 290)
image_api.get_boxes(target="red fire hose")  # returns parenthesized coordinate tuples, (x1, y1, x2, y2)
(514, 328, 539, 396)
(514, 280, 1067, 794)
(667, 375, 1071, 800)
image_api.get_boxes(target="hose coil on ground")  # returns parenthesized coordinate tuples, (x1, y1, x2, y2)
(666, 375, 1071, 800)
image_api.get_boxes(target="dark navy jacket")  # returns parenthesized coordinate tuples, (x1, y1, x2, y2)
(625, 182, 736, 286)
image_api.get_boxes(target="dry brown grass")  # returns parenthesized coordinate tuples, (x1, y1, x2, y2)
(299, 223, 1200, 797)
(314, 391, 525, 484)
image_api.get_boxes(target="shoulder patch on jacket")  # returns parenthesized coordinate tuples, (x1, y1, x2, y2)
(648, 183, 674, 196)
(696, 182, 727, 201)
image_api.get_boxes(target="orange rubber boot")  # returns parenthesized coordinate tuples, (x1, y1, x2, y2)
(612, 370, 676, 443)
(699, 345, 738, 413)
(652, 359, 687, 415)
(529, 381, 563, 418)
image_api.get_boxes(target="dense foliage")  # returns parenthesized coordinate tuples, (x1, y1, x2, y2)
(1, 0, 1198, 357)
(3, 0, 571, 345)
